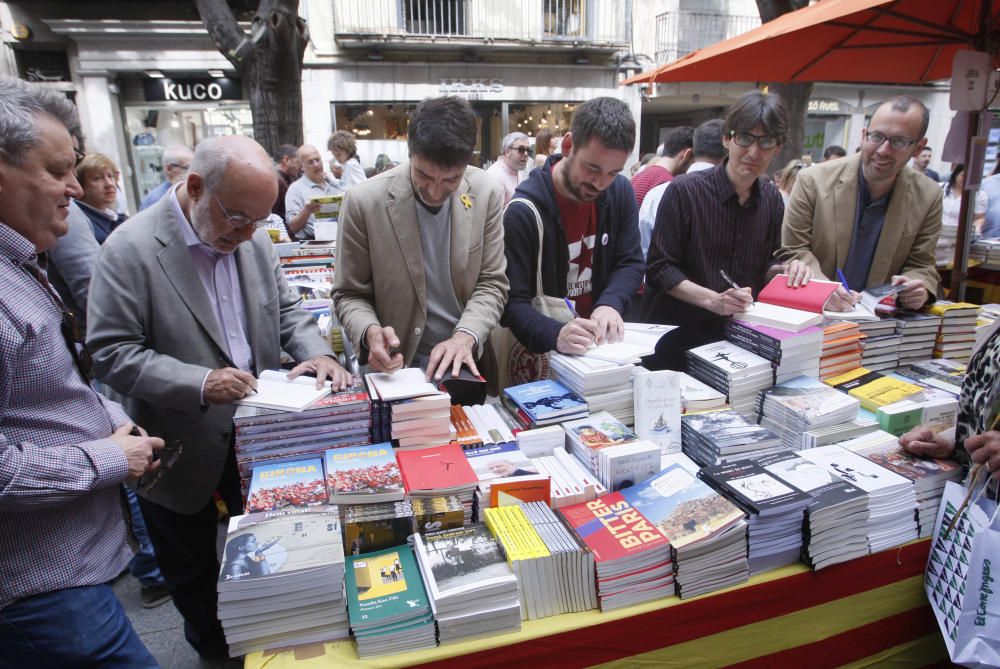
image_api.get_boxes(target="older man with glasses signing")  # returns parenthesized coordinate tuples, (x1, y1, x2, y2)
(87, 134, 350, 661)
(780, 95, 943, 311)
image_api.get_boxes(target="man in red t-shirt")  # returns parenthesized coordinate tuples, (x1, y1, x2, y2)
(630, 125, 694, 208)
(501, 97, 645, 356)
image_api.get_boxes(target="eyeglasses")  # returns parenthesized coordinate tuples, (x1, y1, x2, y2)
(21, 261, 94, 382)
(512, 146, 531, 155)
(213, 195, 268, 229)
(729, 131, 780, 150)
(136, 440, 183, 492)
(166, 162, 190, 171)
(73, 148, 86, 168)
(864, 130, 918, 151)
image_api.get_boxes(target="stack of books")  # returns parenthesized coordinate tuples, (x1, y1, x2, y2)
(727, 320, 823, 383)
(799, 439, 918, 554)
(756, 451, 869, 570)
(558, 492, 673, 610)
(233, 380, 370, 495)
(412, 524, 521, 643)
(686, 341, 774, 418)
(246, 457, 328, 513)
(700, 456, 812, 575)
(622, 459, 749, 599)
(411, 496, 466, 536)
(323, 443, 404, 506)
(529, 449, 607, 508)
(345, 546, 437, 657)
(561, 411, 637, 473)
(843, 434, 962, 538)
(550, 353, 636, 425)
(756, 376, 861, 450)
(800, 416, 880, 449)
(502, 379, 588, 429)
(680, 408, 783, 467)
(928, 301, 980, 362)
(366, 369, 452, 448)
(632, 369, 682, 454)
(515, 425, 566, 458)
(451, 403, 517, 450)
(343, 501, 414, 556)
(677, 371, 727, 413)
(561, 412, 660, 493)
(397, 444, 478, 525)
(970, 238, 1000, 264)
(596, 439, 661, 493)
(818, 320, 864, 381)
(826, 368, 925, 413)
(483, 505, 557, 620)
(859, 332, 902, 372)
(893, 312, 942, 366)
(520, 501, 597, 614)
(217, 506, 348, 656)
(734, 274, 839, 332)
(896, 359, 965, 397)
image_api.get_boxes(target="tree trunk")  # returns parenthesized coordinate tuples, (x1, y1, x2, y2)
(756, 0, 811, 173)
(193, 0, 309, 156)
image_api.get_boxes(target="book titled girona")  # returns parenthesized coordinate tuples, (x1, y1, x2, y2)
(324, 443, 404, 505)
(246, 457, 328, 513)
(557, 493, 672, 611)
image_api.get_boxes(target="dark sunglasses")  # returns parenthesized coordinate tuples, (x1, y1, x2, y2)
(512, 146, 531, 155)
(136, 440, 184, 492)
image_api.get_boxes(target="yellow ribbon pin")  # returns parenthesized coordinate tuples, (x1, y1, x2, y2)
(460, 194, 473, 209)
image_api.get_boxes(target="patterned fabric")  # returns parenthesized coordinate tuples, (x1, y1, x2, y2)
(0, 222, 132, 609)
(842, 169, 891, 291)
(956, 326, 1000, 463)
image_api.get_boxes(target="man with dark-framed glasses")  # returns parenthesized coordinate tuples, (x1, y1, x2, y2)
(0, 74, 164, 667)
(780, 95, 942, 311)
(87, 134, 351, 661)
(641, 91, 809, 371)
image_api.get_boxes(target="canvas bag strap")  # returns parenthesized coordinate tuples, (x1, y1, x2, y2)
(506, 197, 546, 299)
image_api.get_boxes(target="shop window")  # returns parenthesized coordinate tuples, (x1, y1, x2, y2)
(544, 0, 585, 37)
(402, 0, 466, 36)
(16, 50, 71, 83)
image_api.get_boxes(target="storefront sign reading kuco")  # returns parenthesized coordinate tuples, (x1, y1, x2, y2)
(143, 77, 243, 103)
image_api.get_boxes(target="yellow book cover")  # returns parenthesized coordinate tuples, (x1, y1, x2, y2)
(848, 377, 924, 412)
(927, 301, 979, 316)
(823, 366, 871, 388)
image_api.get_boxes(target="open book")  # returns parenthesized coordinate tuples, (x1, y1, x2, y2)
(737, 274, 841, 332)
(579, 322, 677, 364)
(232, 369, 331, 412)
(821, 282, 906, 321)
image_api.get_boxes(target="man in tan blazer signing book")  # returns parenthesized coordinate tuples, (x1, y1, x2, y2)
(332, 96, 509, 386)
(780, 95, 942, 311)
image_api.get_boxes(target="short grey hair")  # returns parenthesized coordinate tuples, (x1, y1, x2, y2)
(188, 137, 230, 192)
(0, 74, 81, 166)
(162, 144, 193, 168)
(501, 132, 529, 152)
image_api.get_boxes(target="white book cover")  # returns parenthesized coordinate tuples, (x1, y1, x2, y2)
(677, 372, 727, 410)
(688, 341, 771, 377)
(368, 368, 440, 401)
(633, 370, 682, 454)
(798, 444, 912, 494)
(738, 302, 823, 332)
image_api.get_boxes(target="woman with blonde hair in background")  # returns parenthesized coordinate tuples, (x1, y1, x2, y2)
(75, 153, 127, 244)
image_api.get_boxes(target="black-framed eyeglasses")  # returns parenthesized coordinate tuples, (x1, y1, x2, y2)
(512, 146, 531, 155)
(21, 261, 93, 382)
(864, 130, 918, 151)
(729, 131, 780, 150)
(213, 195, 269, 230)
(73, 148, 86, 168)
(136, 440, 183, 492)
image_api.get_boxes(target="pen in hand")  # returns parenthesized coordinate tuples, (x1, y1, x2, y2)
(719, 269, 741, 291)
(835, 268, 850, 292)
(564, 296, 579, 318)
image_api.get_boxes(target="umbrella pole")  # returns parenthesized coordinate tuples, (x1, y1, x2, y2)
(949, 110, 987, 301)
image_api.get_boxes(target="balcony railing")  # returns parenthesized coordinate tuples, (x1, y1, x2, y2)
(655, 10, 760, 64)
(334, 0, 629, 47)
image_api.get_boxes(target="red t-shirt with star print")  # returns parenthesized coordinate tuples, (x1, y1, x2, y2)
(554, 188, 597, 318)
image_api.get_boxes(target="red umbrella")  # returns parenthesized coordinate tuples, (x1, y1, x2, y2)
(623, 0, 999, 86)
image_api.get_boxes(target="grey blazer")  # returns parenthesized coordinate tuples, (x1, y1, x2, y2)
(87, 195, 332, 514)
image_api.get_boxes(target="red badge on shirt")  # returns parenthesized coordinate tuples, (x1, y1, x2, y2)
(554, 188, 598, 318)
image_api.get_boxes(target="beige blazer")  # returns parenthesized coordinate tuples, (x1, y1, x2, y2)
(332, 163, 508, 366)
(780, 153, 942, 294)
(87, 195, 332, 514)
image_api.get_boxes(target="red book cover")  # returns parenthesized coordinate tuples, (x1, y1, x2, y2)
(758, 274, 840, 313)
(395, 443, 477, 492)
(558, 493, 668, 563)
